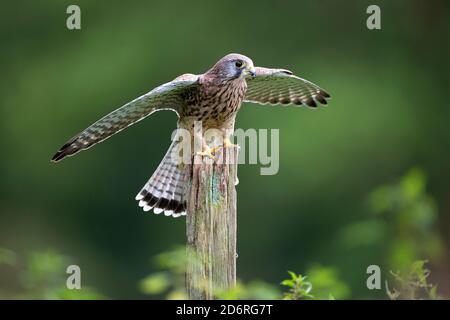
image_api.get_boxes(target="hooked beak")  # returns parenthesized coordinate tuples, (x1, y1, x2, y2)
(248, 67, 256, 78)
(245, 66, 256, 78)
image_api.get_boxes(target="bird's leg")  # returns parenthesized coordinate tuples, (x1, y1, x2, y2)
(195, 140, 217, 160)
(223, 137, 239, 149)
(221, 127, 239, 149)
(208, 135, 237, 154)
(196, 145, 216, 160)
(198, 129, 224, 158)
(195, 128, 237, 160)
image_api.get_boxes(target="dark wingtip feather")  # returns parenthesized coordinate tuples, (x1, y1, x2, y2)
(315, 95, 328, 105)
(51, 147, 71, 162)
(320, 90, 331, 98)
(292, 99, 303, 106)
(51, 151, 64, 162)
(50, 137, 78, 162)
(305, 98, 317, 107)
(280, 97, 290, 104)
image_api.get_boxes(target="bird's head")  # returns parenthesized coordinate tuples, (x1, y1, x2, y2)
(208, 53, 256, 82)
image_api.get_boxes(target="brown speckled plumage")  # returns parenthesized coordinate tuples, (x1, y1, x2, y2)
(52, 53, 331, 217)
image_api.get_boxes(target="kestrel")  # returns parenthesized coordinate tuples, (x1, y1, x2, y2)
(52, 53, 330, 217)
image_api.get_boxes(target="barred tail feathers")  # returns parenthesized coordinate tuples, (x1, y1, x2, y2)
(135, 141, 187, 217)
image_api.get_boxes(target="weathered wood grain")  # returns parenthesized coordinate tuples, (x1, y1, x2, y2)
(186, 146, 239, 300)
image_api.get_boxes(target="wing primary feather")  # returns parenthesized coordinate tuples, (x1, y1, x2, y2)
(244, 67, 330, 107)
(51, 77, 199, 162)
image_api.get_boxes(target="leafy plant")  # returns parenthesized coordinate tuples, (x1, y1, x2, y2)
(281, 271, 313, 300)
(386, 260, 440, 300)
(139, 246, 349, 300)
(280, 267, 350, 300)
(139, 245, 281, 300)
(368, 168, 444, 270)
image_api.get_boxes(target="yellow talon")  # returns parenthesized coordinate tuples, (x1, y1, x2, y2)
(196, 139, 238, 160)
(224, 138, 239, 149)
(210, 146, 221, 154)
(196, 146, 217, 160)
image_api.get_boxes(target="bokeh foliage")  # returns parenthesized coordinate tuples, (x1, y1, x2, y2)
(0, 248, 103, 299)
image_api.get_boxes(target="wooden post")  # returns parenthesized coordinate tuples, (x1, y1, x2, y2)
(186, 146, 239, 300)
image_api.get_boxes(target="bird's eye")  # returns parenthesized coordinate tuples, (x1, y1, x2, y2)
(235, 60, 244, 68)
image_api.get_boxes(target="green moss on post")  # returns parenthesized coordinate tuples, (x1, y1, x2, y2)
(186, 146, 239, 300)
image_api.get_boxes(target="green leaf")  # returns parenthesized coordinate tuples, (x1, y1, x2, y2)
(287, 270, 297, 280)
(281, 279, 294, 287)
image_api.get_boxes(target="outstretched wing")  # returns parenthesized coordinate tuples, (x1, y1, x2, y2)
(52, 76, 199, 162)
(244, 67, 330, 107)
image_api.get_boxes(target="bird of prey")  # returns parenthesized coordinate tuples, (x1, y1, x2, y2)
(52, 53, 330, 217)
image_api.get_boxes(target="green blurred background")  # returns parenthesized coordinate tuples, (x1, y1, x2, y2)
(1, 0, 449, 299)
